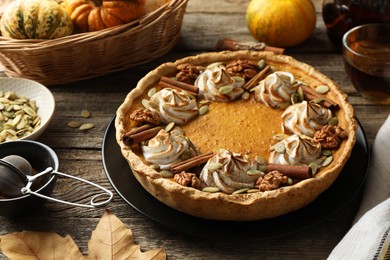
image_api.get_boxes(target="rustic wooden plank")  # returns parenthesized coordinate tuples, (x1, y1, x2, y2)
(1, 0, 387, 259)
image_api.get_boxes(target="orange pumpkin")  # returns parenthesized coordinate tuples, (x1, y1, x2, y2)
(246, 0, 317, 47)
(62, 0, 146, 33)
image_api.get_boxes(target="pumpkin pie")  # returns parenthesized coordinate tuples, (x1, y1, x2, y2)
(115, 50, 356, 221)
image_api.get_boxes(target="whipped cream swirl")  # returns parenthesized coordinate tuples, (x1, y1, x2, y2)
(269, 134, 325, 166)
(195, 63, 245, 102)
(142, 128, 195, 169)
(282, 101, 333, 137)
(148, 88, 198, 125)
(199, 149, 261, 194)
(254, 71, 301, 109)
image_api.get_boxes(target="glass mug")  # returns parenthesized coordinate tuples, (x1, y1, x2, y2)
(322, 0, 390, 51)
(342, 24, 390, 101)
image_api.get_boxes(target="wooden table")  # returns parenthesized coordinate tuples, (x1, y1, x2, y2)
(1, 0, 389, 258)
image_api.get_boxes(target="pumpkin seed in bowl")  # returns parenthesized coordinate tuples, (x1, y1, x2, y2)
(0, 78, 55, 142)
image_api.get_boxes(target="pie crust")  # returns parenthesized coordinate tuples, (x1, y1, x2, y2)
(115, 51, 357, 221)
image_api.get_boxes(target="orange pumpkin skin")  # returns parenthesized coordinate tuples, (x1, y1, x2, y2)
(246, 0, 316, 47)
(62, 0, 146, 33)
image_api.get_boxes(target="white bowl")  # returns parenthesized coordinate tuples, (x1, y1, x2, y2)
(0, 77, 55, 142)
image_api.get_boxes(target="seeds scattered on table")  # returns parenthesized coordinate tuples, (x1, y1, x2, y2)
(79, 123, 94, 131)
(81, 109, 91, 118)
(67, 121, 82, 128)
(68, 109, 94, 131)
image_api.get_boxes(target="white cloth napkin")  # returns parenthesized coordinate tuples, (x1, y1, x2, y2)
(329, 113, 390, 259)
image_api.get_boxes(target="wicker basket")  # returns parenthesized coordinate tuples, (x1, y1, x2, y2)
(0, 0, 188, 85)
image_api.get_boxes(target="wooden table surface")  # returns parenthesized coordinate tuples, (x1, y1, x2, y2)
(1, 0, 389, 259)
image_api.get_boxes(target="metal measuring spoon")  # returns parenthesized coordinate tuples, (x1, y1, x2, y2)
(0, 155, 113, 208)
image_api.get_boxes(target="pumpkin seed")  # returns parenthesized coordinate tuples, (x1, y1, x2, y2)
(241, 92, 250, 100)
(207, 162, 224, 171)
(11, 114, 22, 126)
(165, 122, 175, 133)
(185, 137, 199, 154)
(141, 99, 150, 109)
(315, 85, 330, 94)
(68, 121, 82, 128)
(232, 76, 244, 82)
(202, 186, 220, 193)
(291, 93, 300, 104)
(199, 105, 209, 116)
(232, 188, 250, 194)
(147, 100, 159, 109)
(219, 85, 234, 94)
(312, 97, 324, 104)
(297, 87, 304, 101)
(322, 156, 333, 167)
(322, 149, 332, 156)
(199, 99, 210, 105)
(247, 169, 262, 176)
(150, 164, 160, 170)
(16, 117, 27, 130)
(160, 170, 174, 178)
(274, 142, 286, 153)
(254, 156, 266, 165)
(79, 123, 94, 131)
(81, 109, 91, 118)
(309, 162, 318, 175)
(258, 59, 266, 69)
(247, 189, 260, 193)
(147, 87, 157, 97)
(328, 117, 339, 126)
(259, 165, 267, 172)
(22, 106, 36, 117)
(273, 133, 289, 141)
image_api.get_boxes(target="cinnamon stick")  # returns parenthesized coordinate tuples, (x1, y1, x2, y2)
(122, 126, 162, 146)
(243, 65, 271, 90)
(215, 38, 285, 55)
(127, 124, 154, 135)
(160, 76, 199, 97)
(301, 85, 339, 109)
(171, 152, 214, 173)
(266, 163, 312, 180)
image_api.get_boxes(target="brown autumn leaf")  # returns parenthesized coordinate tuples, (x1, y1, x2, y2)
(0, 210, 167, 260)
(0, 231, 84, 260)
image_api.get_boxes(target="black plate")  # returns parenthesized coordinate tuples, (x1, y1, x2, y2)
(102, 116, 369, 240)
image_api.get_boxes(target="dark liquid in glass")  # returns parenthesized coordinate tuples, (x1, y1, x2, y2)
(322, 1, 390, 51)
(344, 40, 390, 99)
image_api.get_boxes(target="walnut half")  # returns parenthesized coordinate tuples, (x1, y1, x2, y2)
(225, 59, 260, 80)
(174, 172, 205, 190)
(129, 109, 161, 125)
(314, 125, 347, 149)
(255, 171, 291, 191)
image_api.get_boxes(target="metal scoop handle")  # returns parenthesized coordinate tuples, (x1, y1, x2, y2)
(21, 167, 113, 208)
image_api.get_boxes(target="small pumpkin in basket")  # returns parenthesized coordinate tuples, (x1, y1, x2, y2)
(0, 0, 73, 39)
(61, 0, 146, 33)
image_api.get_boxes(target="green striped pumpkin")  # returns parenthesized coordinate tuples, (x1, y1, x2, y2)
(0, 0, 73, 39)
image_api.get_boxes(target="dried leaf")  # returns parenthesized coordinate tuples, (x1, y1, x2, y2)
(0, 210, 166, 260)
(0, 231, 83, 260)
(87, 210, 166, 260)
